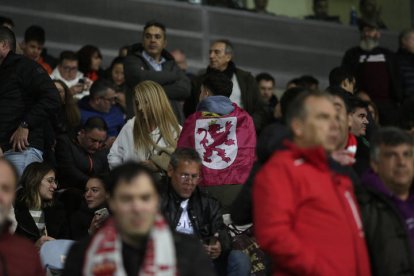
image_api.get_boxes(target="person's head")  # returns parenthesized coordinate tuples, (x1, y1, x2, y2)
(89, 79, 117, 113)
(329, 67, 356, 94)
(118, 45, 129, 57)
(359, 20, 381, 51)
(326, 87, 352, 149)
(78, 117, 108, 154)
(21, 25, 45, 61)
(355, 90, 372, 102)
(133, 80, 180, 152)
(399, 29, 414, 54)
(0, 16, 14, 30)
(142, 20, 167, 61)
(77, 45, 102, 73)
(313, 0, 328, 17)
(286, 77, 307, 89)
(0, 26, 15, 63)
(254, 0, 268, 11)
(256, 72, 275, 101)
(199, 71, 233, 101)
(168, 148, 202, 199)
(349, 97, 369, 137)
(367, 100, 379, 125)
(279, 87, 309, 123)
(85, 174, 109, 209)
(359, 0, 378, 18)
(170, 49, 188, 71)
(20, 162, 57, 209)
(57, 51, 79, 81)
(109, 56, 125, 87)
(286, 91, 339, 152)
(0, 158, 18, 224)
(209, 39, 233, 72)
(299, 75, 319, 91)
(106, 162, 160, 239)
(370, 127, 414, 198)
(54, 79, 70, 103)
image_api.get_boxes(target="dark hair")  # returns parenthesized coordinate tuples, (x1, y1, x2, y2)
(0, 158, 18, 185)
(349, 97, 369, 113)
(280, 87, 309, 123)
(285, 91, 330, 128)
(370, 127, 414, 161)
(201, 71, 233, 98)
(143, 20, 166, 36)
(287, 77, 307, 88)
(20, 162, 55, 209)
(24, 25, 45, 44)
(170, 148, 202, 169)
(299, 75, 319, 90)
(329, 67, 355, 87)
(105, 162, 159, 197)
(0, 26, 16, 52)
(90, 79, 116, 99)
(212, 39, 234, 55)
(0, 16, 14, 28)
(109, 56, 125, 70)
(77, 45, 102, 74)
(82, 116, 108, 132)
(53, 79, 81, 130)
(88, 173, 109, 192)
(326, 86, 353, 113)
(256, 72, 275, 85)
(58, 50, 78, 64)
(399, 29, 414, 48)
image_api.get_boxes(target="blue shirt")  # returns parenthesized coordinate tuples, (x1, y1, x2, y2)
(142, 51, 166, 72)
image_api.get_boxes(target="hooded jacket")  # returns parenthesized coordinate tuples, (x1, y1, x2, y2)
(253, 141, 371, 276)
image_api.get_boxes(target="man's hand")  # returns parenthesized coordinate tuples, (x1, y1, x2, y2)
(10, 127, 29, 152)
(331, 150, 356, 166)
(208, 240, 222, 259)
(35, 235, 55, 249)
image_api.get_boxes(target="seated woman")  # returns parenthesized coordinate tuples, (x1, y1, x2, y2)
(108, 80, 181, 170)
(14, 162, 69, 248)
(105, 56, 127, 110)
(70, 174, 109, 240)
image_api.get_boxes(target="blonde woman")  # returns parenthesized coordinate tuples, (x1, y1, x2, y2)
(108, 80, 181, 169)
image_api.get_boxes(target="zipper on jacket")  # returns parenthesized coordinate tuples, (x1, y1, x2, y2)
(344, 191, 365, 238)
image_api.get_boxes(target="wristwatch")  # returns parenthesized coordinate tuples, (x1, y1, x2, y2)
(20, 121, 29, 129)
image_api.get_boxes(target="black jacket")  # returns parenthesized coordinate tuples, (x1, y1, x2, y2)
(62, 231, 215, 276)
(14, 189, 69, 243)
(397, 48, 414, 99)
(0, 51, 60, 152)
(356, 184, 414, 276)
(184, 65, 268, 133)
(123, 44, 191, 123)
(55, 134, 109, 190)
(161, 182, 232, 256)
(341, 46, 403, 103)
(69, 202, 109, 240)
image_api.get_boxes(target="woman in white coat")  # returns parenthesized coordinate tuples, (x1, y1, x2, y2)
(108, 80, 181, 169)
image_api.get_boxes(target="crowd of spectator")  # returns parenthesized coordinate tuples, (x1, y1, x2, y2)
(0, 1, 414, 274)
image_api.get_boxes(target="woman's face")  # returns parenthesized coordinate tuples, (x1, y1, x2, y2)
(111, 63, 125, 86)
(55, 82, 65, 103)
(39, 171, 57, 202)
(90, 52, 102, 71)
(84, 178, 107, 209)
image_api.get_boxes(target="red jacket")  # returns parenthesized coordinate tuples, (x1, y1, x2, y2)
(253, 141, 371, 276)
(0, 225, 44, 276)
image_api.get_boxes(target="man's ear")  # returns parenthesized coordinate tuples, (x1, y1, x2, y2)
(290, 118, 303, 138)
(167, 164, 174, 178)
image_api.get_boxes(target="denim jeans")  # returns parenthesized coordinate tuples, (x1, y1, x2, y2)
(227, 250, 251, 276)
(4, 147, 43, 176)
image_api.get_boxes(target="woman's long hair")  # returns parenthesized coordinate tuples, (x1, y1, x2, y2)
(20, 162, 55, 209)
(133, 80, 180, 154)
(77, 45, 102, 74)
(54, 79, 80, 130)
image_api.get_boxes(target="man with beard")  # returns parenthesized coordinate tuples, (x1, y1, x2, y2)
(342, 19, 402, 126)
(0, 158, 44, 275)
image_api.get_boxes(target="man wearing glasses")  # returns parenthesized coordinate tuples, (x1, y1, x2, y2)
(161, 148, 251, 276)
(78, 79, 125, 139)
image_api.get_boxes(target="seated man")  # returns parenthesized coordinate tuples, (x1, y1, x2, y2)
(55, 117, 109, 190)
(63, 162, 214, 276)
(161, 148, 251, 276)
(178, 72, 256, 212)
(50, 50, 90, 99)
(78, 79, 125, 138)
(357, 127, 414, 276)
(0, 158, 44, 276)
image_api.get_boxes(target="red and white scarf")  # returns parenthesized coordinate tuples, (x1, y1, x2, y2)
(83, 214, 177, 276)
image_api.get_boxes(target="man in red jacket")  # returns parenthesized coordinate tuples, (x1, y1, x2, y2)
(0, 158, 44, 276)
(253, 91, 371, 276)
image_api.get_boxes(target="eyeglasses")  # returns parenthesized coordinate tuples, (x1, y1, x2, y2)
(43, 177, 59, 188)
(178, 173, 202, 184)
(61, 66, 78, 72)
